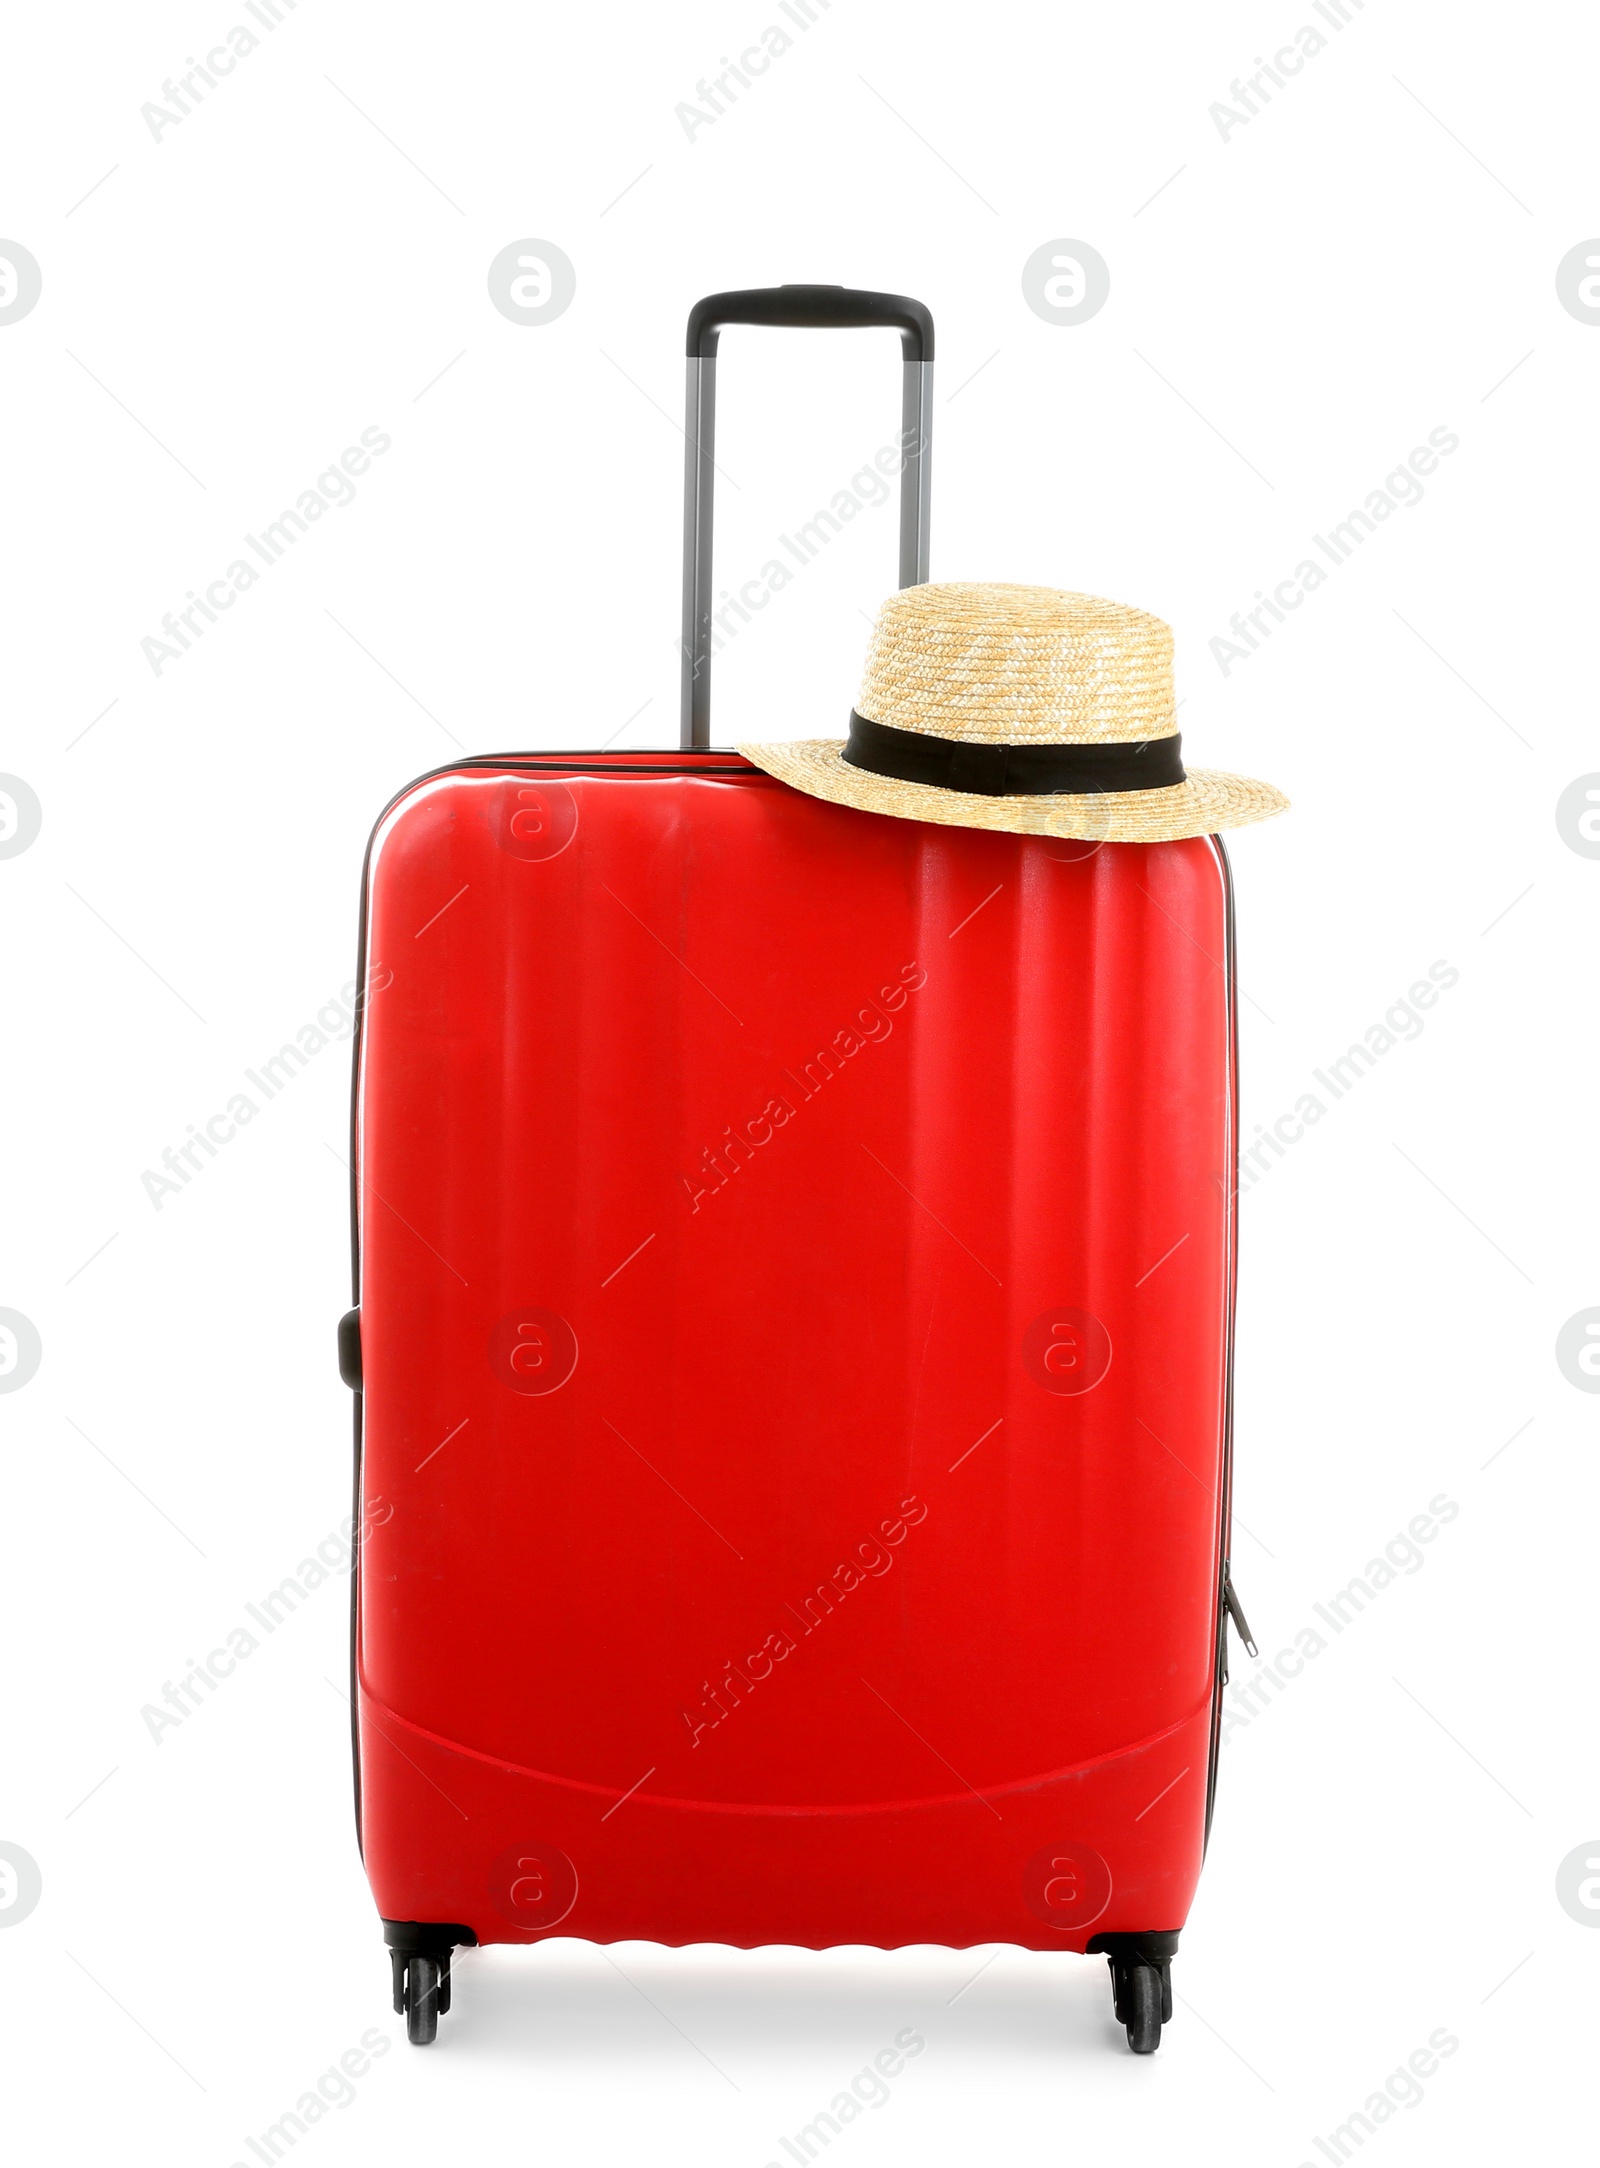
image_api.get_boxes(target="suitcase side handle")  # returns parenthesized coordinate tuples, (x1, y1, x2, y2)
(680, 285, 934, 749)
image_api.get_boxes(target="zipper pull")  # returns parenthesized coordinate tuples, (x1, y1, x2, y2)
(1223, 1567, 1258, 1659)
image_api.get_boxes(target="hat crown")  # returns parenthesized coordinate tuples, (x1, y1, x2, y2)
(857, 581, 1176, 746)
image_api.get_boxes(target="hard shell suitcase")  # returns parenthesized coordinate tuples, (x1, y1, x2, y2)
(342, 289, 1246, 2054)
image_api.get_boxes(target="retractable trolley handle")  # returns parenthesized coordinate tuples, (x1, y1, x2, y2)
(680, 284, 935, 749)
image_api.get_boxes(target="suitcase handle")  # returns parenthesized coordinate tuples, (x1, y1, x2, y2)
(679, 285, 935, 748)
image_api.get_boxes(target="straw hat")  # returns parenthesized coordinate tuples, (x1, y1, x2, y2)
(738, 582, 1287, 844)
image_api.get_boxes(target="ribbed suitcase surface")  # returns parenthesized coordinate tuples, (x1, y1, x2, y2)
(351, 749, 1236, 1952)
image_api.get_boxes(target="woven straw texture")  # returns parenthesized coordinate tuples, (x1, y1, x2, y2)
(739, 580, 1287, 844)
(858, 582, 1177, 743)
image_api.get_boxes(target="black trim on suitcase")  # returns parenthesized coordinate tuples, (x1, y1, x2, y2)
(1087, 1929, 1181, 1963)
(384, 1918, 478, 1954)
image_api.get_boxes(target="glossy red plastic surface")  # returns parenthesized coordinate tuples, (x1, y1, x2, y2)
(352, 751, 1236, 1951)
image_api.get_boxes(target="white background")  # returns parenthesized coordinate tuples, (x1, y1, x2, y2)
(2, 1, 1595, 2160)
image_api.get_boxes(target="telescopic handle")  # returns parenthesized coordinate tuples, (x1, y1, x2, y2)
(679, 285, 934, 748)
(686, 284, 933, 360)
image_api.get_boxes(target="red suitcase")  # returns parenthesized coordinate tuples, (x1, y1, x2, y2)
(341, 289, 1249, 2055)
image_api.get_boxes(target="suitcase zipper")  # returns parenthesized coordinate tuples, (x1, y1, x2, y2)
(1222, 1566, 1257, 1662)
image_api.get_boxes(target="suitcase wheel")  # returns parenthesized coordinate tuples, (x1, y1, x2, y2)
(1107, 1954, 1168, 2055)
(399, 1952, 443, 2047)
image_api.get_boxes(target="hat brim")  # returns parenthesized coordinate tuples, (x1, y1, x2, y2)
(736, 740, 1288, 844)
